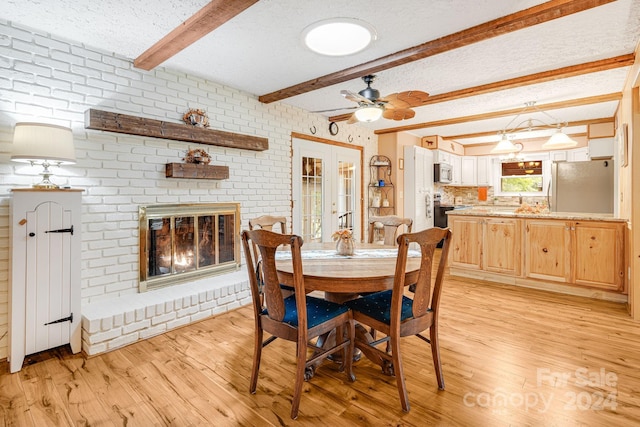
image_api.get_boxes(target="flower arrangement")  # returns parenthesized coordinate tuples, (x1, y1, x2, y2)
(182, 108, 210, 128)
(332, 229, 353, 241)
(183, 148, 211, 165)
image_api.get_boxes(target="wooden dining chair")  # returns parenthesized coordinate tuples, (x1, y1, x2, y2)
(241, 229, 356, 419)
(345, 227, 451, 412)
(368, 215, 413, 246)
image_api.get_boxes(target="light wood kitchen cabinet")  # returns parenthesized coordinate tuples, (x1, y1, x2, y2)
(449, 215, 482, 270)
(524, 219, 625, 291)
(572, 221, 625, 291)
(483, 218, 521, 275)
(524, 219, 572, 283)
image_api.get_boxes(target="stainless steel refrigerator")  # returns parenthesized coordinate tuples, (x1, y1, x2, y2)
(549, 160, 614, 213)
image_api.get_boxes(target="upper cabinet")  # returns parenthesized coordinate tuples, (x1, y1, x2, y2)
(476, 157, 493, 186)
(588, 137, 614, 159)
(460, 156, 477, 186)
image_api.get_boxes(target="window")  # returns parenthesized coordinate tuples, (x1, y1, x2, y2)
(500, 160, 544, 193)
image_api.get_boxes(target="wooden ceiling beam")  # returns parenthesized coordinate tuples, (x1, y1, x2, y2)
(329, 54, 633, 123)
(134, 0, 259, 71)
(258, 0, 615, 103)
(374, 93, 622, 135)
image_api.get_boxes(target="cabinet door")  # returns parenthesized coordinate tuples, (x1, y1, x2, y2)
(572, 221, 625, 291)
(476, 157, 493, 186)
(483, 218, 521, 275)
(449, 216, 482, 269)
(568, 147, 590, 162)
(550, 151, 567, 162)
(451, 154, 462, 185)
(460, 156, 477, 186)
(524, 220, 571, 282)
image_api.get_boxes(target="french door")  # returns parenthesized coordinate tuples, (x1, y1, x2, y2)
(292, 137, 362, 242)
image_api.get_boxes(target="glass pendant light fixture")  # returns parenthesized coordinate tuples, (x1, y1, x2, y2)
(354, 105, 383, 122)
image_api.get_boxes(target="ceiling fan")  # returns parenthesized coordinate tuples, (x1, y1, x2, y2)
(315, 75, 429, 123)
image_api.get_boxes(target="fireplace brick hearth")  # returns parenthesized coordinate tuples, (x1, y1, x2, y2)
(81, 268, 250, 356)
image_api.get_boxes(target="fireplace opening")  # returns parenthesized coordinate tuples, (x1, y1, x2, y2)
(139, 203, 241, 292)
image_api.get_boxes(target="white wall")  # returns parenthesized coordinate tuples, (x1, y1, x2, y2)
(0, 20, 378, 359)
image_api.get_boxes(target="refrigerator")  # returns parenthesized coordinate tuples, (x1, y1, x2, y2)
(549, 160, 614, 213)
(403, 145, 434, 231)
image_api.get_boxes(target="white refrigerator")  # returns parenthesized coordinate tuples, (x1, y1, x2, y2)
(403, 145, 434, 232)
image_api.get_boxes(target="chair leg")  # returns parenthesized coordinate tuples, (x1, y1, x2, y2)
(344, 320, 355, 382)
(250, 326, 263, 393)
(430, 325, 445, 390)
(391, 336, 410, 412)
(291, 340, 307, 419)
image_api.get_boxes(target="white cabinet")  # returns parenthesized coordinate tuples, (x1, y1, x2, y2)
(476, 156, 493, 186)
(460, 156, 477, 186)
(432, 149, 452, 164)
(451, 154, 462, 185)
(550, 151, 568, 162)
(567, 147, 590, 162)
(588, 137, 614, 159)
(9, 189, 82, 372)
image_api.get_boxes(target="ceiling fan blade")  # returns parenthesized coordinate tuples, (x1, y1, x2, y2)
(341, 89, 374, 105)
(380, 90, 429, 109)
(312, 106, 357, 113)
(383, 108, 416, 121)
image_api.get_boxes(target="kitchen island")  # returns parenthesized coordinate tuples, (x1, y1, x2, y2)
(446, 208, 627, 302)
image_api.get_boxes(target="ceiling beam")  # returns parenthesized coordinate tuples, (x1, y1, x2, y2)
(134, 0, 259, 70)
(374, 93, 622, 135)
(443, 118, 613, 141)
(258, 0, 615, 103)
(329, 53, 634, 123)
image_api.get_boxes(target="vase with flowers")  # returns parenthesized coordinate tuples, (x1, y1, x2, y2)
(332, 229, 355, 256)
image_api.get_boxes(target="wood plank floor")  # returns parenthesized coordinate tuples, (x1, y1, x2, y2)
(3, 272, 640, 426)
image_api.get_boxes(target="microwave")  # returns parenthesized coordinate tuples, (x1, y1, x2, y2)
(434, 163, 453, 183)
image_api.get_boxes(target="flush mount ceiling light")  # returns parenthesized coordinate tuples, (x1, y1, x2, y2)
(354, 104, 383, 122)
(491, 101, 577, 154)
(302, 18, 377, 56)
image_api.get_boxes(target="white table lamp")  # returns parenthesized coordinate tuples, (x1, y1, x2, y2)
(11, 123, 76, 189)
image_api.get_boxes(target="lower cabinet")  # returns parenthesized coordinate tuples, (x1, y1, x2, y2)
(449, 214, 626, 294)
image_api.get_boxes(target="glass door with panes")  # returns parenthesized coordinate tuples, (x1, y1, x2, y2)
(292, 137, 361, 242)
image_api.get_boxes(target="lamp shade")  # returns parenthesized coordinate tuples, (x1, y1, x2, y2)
(541, 129, 578, 150)
(490, 135, 520, 154)
(11, 123, 76, 164)
(354, 105, 383, 122)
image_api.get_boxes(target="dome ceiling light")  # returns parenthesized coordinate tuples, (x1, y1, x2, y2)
(302, 18, 376, 56)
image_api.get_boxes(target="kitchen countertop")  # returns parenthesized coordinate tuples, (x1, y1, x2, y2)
(446, 207, 627, 222)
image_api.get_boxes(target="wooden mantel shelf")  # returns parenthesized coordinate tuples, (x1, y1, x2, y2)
(84, 109, 268, 151)
(166, 163, 229, 180)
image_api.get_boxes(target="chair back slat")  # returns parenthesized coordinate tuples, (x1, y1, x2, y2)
(369, 215, 413, 245)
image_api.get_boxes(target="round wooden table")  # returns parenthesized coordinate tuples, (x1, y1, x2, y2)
(275, 242, 420, 302)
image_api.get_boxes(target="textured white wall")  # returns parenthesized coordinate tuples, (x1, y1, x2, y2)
(0, 20, 378, 359)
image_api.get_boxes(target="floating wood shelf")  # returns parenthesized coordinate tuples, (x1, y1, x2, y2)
(85, 109, 268, 151)
(165, 163, 230, 180)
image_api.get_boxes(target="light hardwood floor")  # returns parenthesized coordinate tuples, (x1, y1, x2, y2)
(2, 272, 640, 426)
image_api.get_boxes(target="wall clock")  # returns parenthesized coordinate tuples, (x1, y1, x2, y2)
(329, 121, 339, 136)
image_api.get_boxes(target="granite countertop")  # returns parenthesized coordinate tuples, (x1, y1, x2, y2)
(446, 207, 627, 222)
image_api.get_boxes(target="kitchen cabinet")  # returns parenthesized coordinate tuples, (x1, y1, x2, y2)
(550, 151, 568, 162)
(567, 147, 590, 162)
(448, 212, 627, 299)
(483, 218, 521, 275)
(449, 215, 482, 270)
(451, 154, 462, 185)
(449, 215, 520, 275)
(460, 156, 477, 186)
(524, 219, 571, 283)
(432, 149, 452, 165)
(588, 137, 614, 159)
(476, 156, 493, 186)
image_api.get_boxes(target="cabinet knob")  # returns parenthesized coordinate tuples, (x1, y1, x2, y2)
(29, 232, 35, 237)
(542, 248, 548, 253)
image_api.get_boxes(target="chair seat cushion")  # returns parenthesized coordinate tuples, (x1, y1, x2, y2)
(277, 295, 349, 329)
(345, 290, 413, 324)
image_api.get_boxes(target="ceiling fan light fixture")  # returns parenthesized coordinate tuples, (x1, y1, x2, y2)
(354, 105, 383, 122)
(302, 18, 376, 56)
(541, 128, 578, 149)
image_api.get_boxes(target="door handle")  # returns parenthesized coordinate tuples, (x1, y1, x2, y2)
(45, 225, 74, 235)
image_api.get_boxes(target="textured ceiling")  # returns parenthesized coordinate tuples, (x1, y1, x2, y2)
(2, 0, 639, 145)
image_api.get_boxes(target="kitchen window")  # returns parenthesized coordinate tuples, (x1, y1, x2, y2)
(500, 160, 544, 193)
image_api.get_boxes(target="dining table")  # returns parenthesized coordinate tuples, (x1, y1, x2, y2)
(275, 241, 422, 374)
